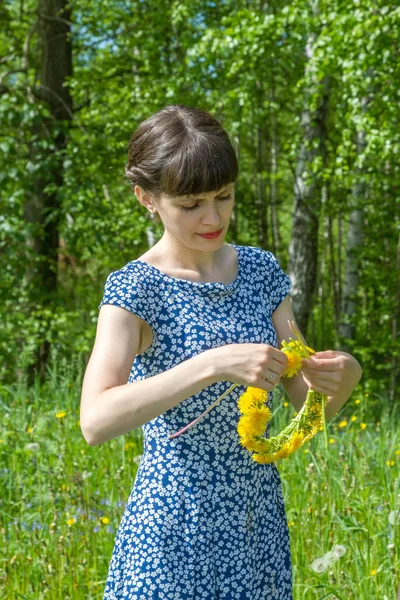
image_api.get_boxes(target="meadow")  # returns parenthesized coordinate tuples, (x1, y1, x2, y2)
(0, 356, 398, 599)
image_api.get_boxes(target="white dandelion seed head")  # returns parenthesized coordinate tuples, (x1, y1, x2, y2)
(25, 443, 40, 452)
(387, 543, 395, 552)
(331, 544, 347, 559)
(311, 556, 330, 573)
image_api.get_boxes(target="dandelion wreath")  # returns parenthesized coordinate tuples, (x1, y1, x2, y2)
(169, 320, 329, 463)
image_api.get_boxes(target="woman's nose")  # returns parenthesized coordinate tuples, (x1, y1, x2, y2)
(202, 204, 221, 225)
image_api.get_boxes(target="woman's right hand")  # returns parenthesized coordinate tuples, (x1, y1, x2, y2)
(210, 343, 289, 393)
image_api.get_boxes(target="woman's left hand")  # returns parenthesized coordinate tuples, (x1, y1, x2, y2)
(301, 350, 362, 397)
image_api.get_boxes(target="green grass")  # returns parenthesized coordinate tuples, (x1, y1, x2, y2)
(0, 358, 398, 599)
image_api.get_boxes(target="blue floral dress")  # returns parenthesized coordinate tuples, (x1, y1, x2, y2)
(98, 244, 293, 600)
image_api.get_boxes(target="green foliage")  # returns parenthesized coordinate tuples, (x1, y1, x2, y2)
(0, 0, 398, 402)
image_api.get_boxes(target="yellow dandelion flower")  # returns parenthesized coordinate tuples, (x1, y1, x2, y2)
(237, 388, 267, 413)
(242, 406, 272, 435)
(351, 416, 357, 422)
(239, 436, 269, 453)
(386, 460, 395, 467)
(355, 399, 361, 404)
(304, 449, 309, 454)
(329, 438, 335, 444)
(360, 423, 367, 430)
(251, 452, 277, 464)
(365, 393, 369, 398)
(289, 431, 304, 452)
(247, 387, 268, 402)
(276, 444, 291, 460)
(339, 420, 348, 428)
(27, 427, 33, 434)
(282, 352, 302, 377)
(283, 402, 289, 407)
(395, 450, 400, 456)
(56, 411, 67, 419)
(237, 407, 272, 438)
(100, 517, 110, 524)
(370, 569, 376, 576)
(67, 518, 75, 526)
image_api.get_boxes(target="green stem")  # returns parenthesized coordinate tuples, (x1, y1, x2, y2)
(321, 393, 328, 448)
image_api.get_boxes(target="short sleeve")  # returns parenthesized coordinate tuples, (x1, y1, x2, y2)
(98, 266, 152, 324)
(263, 251, 292, 313)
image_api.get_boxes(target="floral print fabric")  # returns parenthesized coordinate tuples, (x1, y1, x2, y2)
(98, 244, 293, 599)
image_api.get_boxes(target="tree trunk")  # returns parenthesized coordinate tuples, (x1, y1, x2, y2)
(269, 90, 280, 256)
(288, 23, 330, 334)
(338, 119, 367, 348)
(23, 0, 73, 384)
(389, 230, 400, 405)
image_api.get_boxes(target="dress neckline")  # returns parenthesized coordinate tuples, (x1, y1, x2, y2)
(133, 244, 241, 290)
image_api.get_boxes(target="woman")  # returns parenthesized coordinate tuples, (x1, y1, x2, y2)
(80, 104, 362, 599)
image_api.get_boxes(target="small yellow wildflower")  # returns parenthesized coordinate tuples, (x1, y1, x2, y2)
(283, 402, 289, 407)
(100, 517, 110, 525)
(339, 420, 348, 428)
(360, 423, 367, 430)
(329, 438, 335, 444)
(351, 416, 357, 422)
(307, 506, 312, 514)
(370, 569, 376, 576)
(365, 393, 369, 398)
(355, 399, 361, 404)
(56, 411, 67, 419)
(386, 460, 395, 467)
(304, 448, 309, 454)
(27, 427, 33, 433)
(396, 450, 400, 456)
(288, 521, 295, 527)
(67, 518, 75, 526)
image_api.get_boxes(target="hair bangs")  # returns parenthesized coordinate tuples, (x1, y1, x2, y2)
(160, 135, 238, 198)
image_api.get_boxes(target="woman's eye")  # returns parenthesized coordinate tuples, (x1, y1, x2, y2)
(181, 194, 232, 212)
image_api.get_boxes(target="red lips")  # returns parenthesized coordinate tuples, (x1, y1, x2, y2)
(197, 228, 223, 238)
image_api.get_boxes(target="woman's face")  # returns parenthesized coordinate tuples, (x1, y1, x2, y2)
(155, 183, 235, 246)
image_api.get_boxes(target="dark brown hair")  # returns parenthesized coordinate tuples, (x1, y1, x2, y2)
(125, 104, 239, 201)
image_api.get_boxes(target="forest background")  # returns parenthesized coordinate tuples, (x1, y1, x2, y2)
(1, 0, 399, 404)
(0, 0, 399, 598)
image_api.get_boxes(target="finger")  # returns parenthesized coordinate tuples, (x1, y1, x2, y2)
(301, 367, 341, 384)
(268, 357, 287, 377)
(302, 375, 334, 395)
(302, 356, 342, 371)
(261, 371, 281, 385)
(269, 347, 289, 366)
